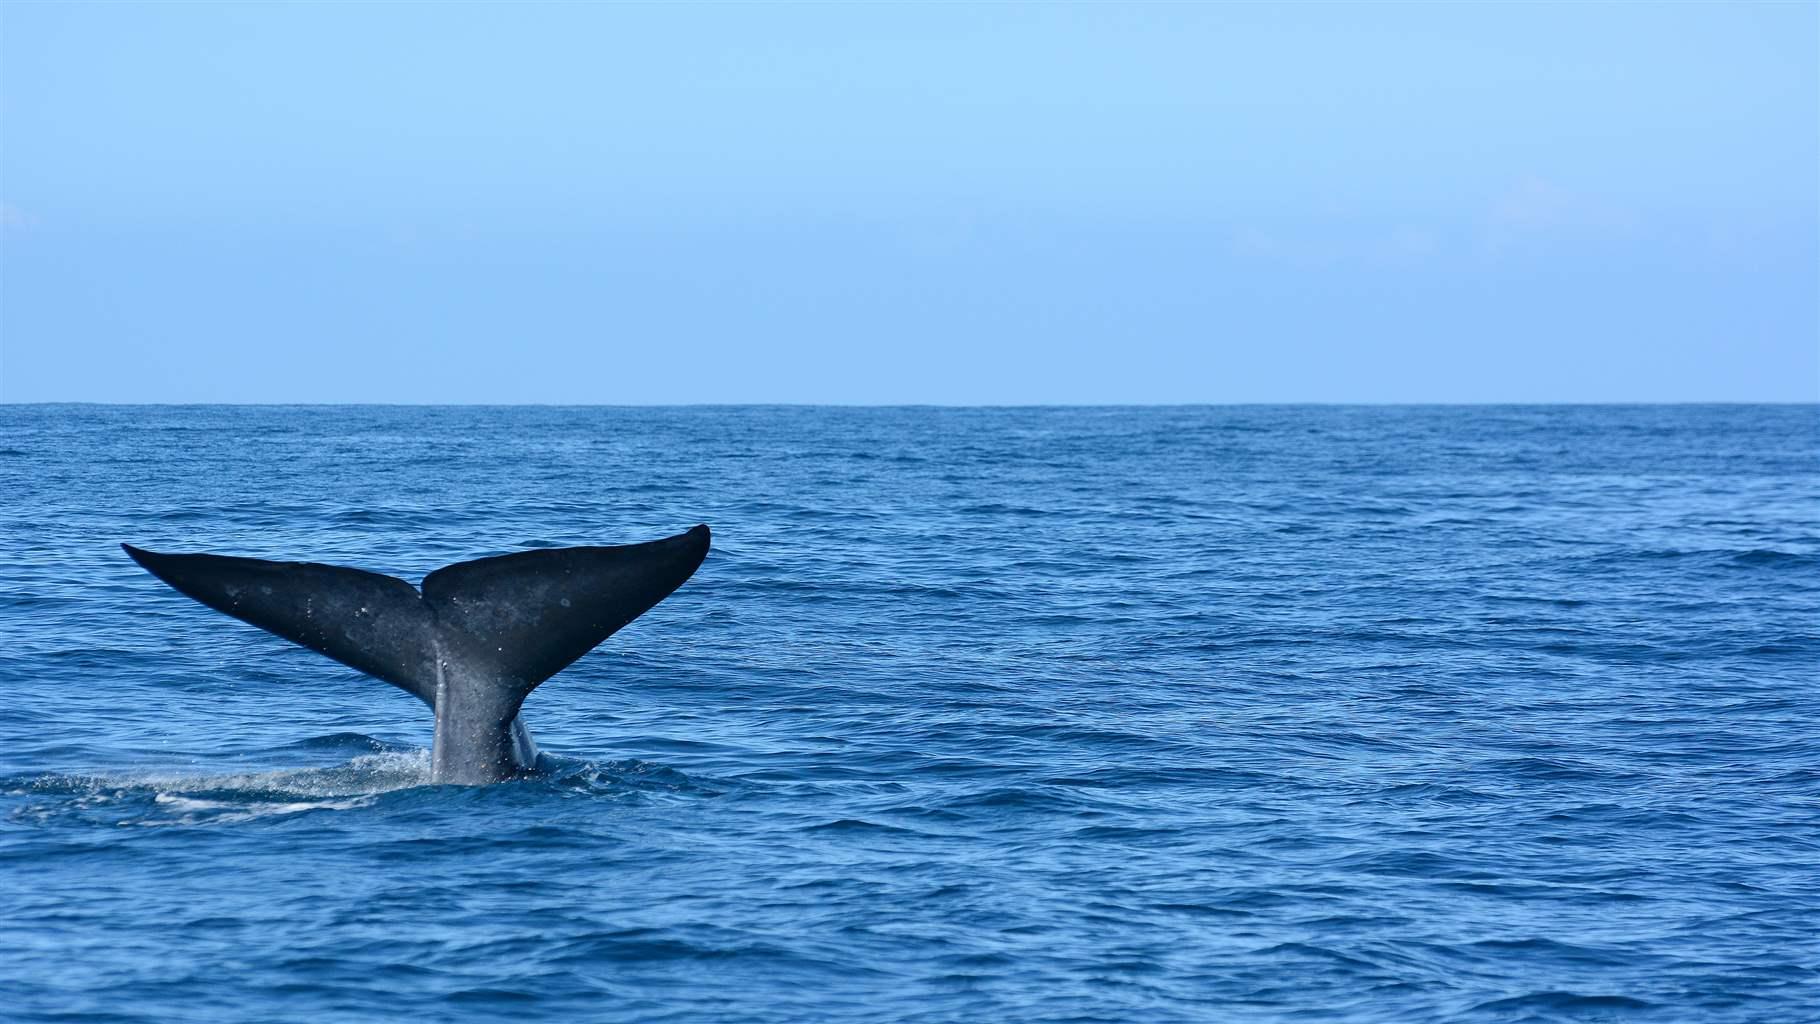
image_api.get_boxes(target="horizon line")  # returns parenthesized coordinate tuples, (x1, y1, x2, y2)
(4, 400, 1817, 409)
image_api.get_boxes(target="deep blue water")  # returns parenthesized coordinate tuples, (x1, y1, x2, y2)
(2, 405, 1816, 1023)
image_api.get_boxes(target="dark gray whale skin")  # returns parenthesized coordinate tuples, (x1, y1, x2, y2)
(121, 526, 711, 785)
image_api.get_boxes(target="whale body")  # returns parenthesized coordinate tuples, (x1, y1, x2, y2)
(122, 525, 710, 784)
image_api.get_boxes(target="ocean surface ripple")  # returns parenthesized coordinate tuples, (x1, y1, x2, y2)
(2, 405, 1816, 1023)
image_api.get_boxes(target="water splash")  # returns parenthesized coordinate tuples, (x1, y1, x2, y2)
(3, 748, 432, 827)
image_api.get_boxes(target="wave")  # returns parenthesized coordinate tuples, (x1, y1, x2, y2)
(1469, 991, 1655, 1016)
(1585, 546, 1818, 572)
(2, 747, 433, 828)
(1, 738, 728, 830)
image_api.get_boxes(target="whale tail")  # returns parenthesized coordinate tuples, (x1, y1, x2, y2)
(122, 525, 711, 782)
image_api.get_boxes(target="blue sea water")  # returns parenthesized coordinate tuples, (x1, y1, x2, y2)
(1, 404, 1816, 1023)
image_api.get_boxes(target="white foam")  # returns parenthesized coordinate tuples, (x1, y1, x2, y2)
(141, 791, 378, 825)
(3, 750, 438, 828)
(128, 749, 433, 800)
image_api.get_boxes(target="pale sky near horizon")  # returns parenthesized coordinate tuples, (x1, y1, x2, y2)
(1, 2, 1815, 403)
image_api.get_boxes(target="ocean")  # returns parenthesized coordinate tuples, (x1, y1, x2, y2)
(1, 404, 1815, 1023)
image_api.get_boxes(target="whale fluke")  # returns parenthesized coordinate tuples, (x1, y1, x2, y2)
(122, 545, 441, 703)
(421, 531, 711, 699)
(122, 525, 711, 784)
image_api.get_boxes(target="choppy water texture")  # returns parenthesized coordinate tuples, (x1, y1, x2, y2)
(2, 405, 1817, 1023)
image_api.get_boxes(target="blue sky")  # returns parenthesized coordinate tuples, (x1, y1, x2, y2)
(2, 2, 1814, 403)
